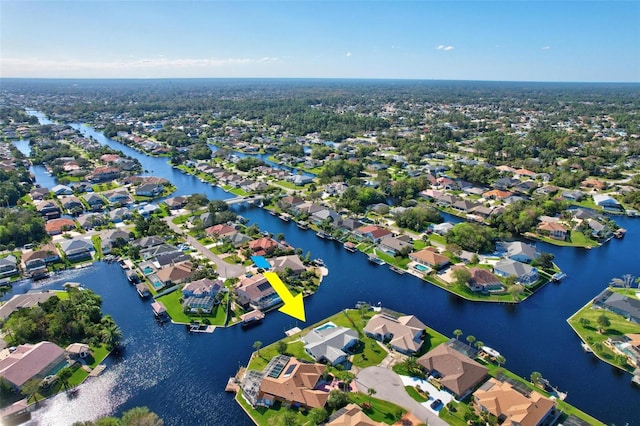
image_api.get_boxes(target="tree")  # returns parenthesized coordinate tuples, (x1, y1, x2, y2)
(120, 406, 164, 426)
(579, 317, 591, 328)
(475, 341, 485, 351)
(534, 252, 555, 269)
(452, 267, 472, 287)
(57, 366, 74, 390)
(597, 314, 610, 333)
(21, 378, 42, 402)
(275, 232, 285, 242)
(308, 407, 328, 425)
(253, 340, 262, 357)
(367, 387, 377, 404)
(495, 355, 506, 367)
(609, 274, 636, 288)
(327, 389, 349, 410)
(466, 335, 476, 348)
(530, 371, 543, 387)
(276, 340, 287, 355)
(508, 283, 525, 301)
(453, 329, 463, 340)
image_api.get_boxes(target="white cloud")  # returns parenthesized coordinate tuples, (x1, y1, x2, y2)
(346, 51, 352, 57)
(436, 45, 455, 51)
(542, 45, 551, 50)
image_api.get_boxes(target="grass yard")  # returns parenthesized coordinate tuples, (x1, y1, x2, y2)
(567, 300, 640, 372)
(374, 249, 410, 270)
(156, 290, 228, 325)
(405, 385, 429, 402)
(349, 392, 406, 424)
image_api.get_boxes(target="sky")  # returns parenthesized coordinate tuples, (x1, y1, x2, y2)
(1, 1, 639, 82)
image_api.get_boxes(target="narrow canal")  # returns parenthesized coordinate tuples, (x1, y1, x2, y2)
(16, 111, 640, 425)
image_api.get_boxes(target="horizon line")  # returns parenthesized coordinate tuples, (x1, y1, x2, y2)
(1, 76, 639, 85)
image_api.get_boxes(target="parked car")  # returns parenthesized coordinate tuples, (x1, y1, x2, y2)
(430, 399, 443, 410)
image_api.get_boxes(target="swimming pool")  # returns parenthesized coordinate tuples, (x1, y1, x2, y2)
(315, 322, 336, 332)
(414, 264, 429, 272)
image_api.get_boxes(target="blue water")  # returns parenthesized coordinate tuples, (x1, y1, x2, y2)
(17, 111, 640, 426)
(315, 322, 337, 332)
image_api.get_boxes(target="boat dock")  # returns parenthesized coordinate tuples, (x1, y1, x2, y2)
(551, 272, 567, 282)
(368, 255, 385, 265)
(285, 326, 301, 337)
(88, 364, 106, 376)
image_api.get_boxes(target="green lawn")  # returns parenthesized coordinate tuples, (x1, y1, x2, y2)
(156, 290, 228, 326)
(348, 392, 406, 424)
(405, 385, 429, 402)
(236, 393, 310, 426)
(374, 249, 410, 270)
(428, 234, 446, 245)
(567, 298, 640, 372)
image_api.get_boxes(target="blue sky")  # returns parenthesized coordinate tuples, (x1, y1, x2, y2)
(1, 1, 639, 82)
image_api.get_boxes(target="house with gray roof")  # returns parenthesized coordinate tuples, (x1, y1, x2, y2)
(378, 235, 413, 255)
(0, 255, 18, 278)
(499, 241, 539, 263)
(593, 290, 640, 323)
(59, 238, 93, 261)
(493, 259, 538, 285)
(302, 323, 359, 365)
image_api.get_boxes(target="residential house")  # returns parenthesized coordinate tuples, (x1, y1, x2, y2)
(363, 313, 426, 355)
(409, 247, 451, 270)
(593, 194, 621, 210)
(45, 218, 76, 235)
(302, 324, 359, 365)
(248, 237, 278, 257)
(593, 289, 640, 323)
(0, 292, 58, 321)
(514, 168, 537, 179)
(452, 199, 479, 213)
(290, 175, 314, 186)
(235, 274, 280, 310)
(22, 243, 60, 265)
(109, 207, 132, 223)
(83, 193, 105, 211)
(155, 262, 194, 287)
(430, 222, 454, 236)
(493, 259, 538, 285)
(467, 267, 505, 292)
(561, 190, 585, 202)
(103, 189, 132, 205)
(268, 255, 307, 276)
(417, 343, 488, 398)
(140, 243, 182, 261)
(59, 196, 84, 213)
(29, 187, 50, 201)
(135, 183, 164, 197)
(378, 235, 413, 255)
(325, 403, 383, 426)
(101, 229, 131, 253)
(278, 196, 304, 211)
(241, 355, 328, 409)
(482, 189, 513, 200)
(492, 177, 519, 190)
(182, 278, 224, 313)
(500, 241, 539, 263)
(205, 224, 237, 239)
(353, 225, 392, 244)
(59, 238, 93, 261)
(226, 232, 252, 248)
(0, 255, 18, 278)
(310, 208, 341, 226)
(65, 343, 90, 360)
(473, 378, 556, 426)
(77, 213, 106, 230)
(89, 166, 120, 182)
(36, 200, 61, 219)
(51, 184, 73, 196)
(581, 178, 606, 191)
(339, 218, 362, 232)
(133, 236, 165, 249)
(586, 218, 612, 240)
(0, 341, 66, 389)
(537, 221, 568, 241)
(163, 196, 188, 210)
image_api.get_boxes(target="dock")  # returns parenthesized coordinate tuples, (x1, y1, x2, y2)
(551, 272, 567, 282)
(89, 364, 106, 376)
(225, 367, 246, 393)
(285, 326, 301, 337)
(368, 255, 385, 266)
(389, 265, 406, 274)
(240, 310, 265, 327)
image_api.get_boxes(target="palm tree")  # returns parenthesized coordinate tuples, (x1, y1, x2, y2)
(475, 341, 485, 352)
(57, 367, 74, 390)
(101, 322, 123, 349)
(21, 378, 42, 403)
(530, 371, 543, 387)
(466, 335, 476, 348)
(609, 274, 636, 288)
(453, 329, 463, 340)
(253, 340, 262, 357)
(367, 387, 377, 405)
(495, 355, 506, 368)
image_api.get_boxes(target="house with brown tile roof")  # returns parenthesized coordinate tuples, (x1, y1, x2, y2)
(417, 343, 488, 398)
(205, 224, 237, 238)
(268, 255, 307, 275)
(257, 356, 329, 409)
(473, 378, 556, 426)
(409, 247, 450, 270)
(536, 221, 568, 240)
(0, 341, 66, 389)
(156, 262, 193, 286)
(482, 189, 513, 200)
(353, 225, 392, 244)
(326, 403, 384, 426)
(363, 313, 426, 355)
(248, 237, 278, 257)
(45, 218, 76, 235)
(467, 267, 504, 292)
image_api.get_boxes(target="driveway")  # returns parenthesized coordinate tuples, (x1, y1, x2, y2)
(355, 366, 448, 426)
(164, 217, 246, 279)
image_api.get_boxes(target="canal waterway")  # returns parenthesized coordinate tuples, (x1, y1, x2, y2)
(15, 111, 640, 425)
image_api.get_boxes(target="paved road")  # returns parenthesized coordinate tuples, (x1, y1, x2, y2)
(355, 366, 448, 426)
(164, 217, 246, 279)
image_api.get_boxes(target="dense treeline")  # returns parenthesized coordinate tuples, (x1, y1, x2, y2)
(395, 206, 442, 231)
(73, 406, 163, 426)
(2, 287, 122, 349)
(0, 207, 47, 249)
(0, 167, 32, 207)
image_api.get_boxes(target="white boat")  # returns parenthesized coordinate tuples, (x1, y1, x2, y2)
(581, 342, 593, 353)
(481, 346, 501, 358)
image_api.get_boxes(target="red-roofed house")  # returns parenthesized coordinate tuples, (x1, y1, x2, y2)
(0, 341, 66, 389)
(45, 218, 76, 235)
(248, 237, 278, 256)
(537, 221, 568, 241)
(205, 224, 237, 238)
(354, 225, 392, 244)
(482, 189, 513, 200)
